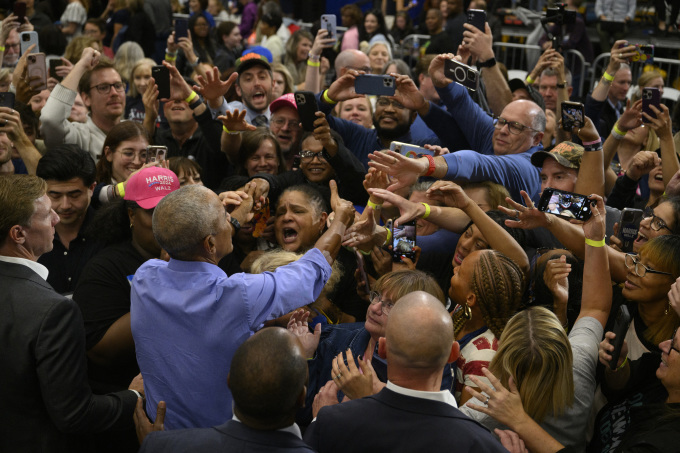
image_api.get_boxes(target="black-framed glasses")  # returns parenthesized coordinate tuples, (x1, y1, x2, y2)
(624, 254, 673, 278)
(669, 327, 680, 355)
(270, 117, 300, 130)
(299, 150, 326, 162)
(375, 98, 405, 109)
(642, 206, 671, 232)
(494, 116, 539, 135)
(90, 82, 126, 94)
(369, 291, 394, 316)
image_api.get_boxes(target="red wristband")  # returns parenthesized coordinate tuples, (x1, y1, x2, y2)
(424, 154, 436, 177)
(582, 138, 602, 146)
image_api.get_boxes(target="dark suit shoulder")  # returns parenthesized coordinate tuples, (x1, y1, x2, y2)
(141, 420, 315, 453)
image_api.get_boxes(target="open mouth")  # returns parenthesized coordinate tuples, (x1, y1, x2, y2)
(306, 167, 326, 174)
(634, 231, 648, 246)
(453, 252, 465, 265)
(252, 91, 266, 102)
(171, 105, 185, 111)
(282, 227, 298, 243)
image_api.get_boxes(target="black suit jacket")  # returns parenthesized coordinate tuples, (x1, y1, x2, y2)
(304, 388, 508, 453)
(140, 419, 315, 452)
(0, 260, 138, 453)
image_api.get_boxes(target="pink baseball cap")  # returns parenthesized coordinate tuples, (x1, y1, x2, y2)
(269, 93, 297, 114)
(124, 167, 180, 209)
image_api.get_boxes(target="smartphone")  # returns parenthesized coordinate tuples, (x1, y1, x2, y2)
(13, 2, 26, 25)
(355, 251, 372, 295)
(20, 31, 39, 56)
(616, 208, 643, 253)
(609, 305, 632, 370)
(390, 141, 434, 158)
(642, 87, 661, 123)
(294, 91, 318, 131)
(0, 92, 15, 109)
(175, 18, 189, 41)
(537, 188, 593, 221)
(467, 9, 487, 32)
(152, 65, 170, 100)
(354, 74, 396, 96)
(26, 53, 47, 92)
(49, 59, 63, 82)
(391, 219, 416, 262)
(561, 101, 584, 131)
(320, 14, 337, 42)
(252, 198, 270, 238)
(631, 44, 654, 64)
(444, 59, 480, 91)
(145, 146, 167, 164)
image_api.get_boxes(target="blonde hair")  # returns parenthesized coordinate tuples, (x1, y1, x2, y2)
(631, 70, 664, 104)
(64, 36, 100, 64)
(113, 42, 145, 83)
(373, 269, 445, 305)
(251, 249, 343, 300)
(128, 58, 157, 98)
(490, 307, 574, 422)
(461, 181, 512, 210)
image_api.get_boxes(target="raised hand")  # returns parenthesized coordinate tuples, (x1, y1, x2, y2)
(625, 151, 660, 182)
(572, 116, 600, 144)
(428, 53, 455, 88)
(142, 77, 159, 118)
(499, 190, 550, 230)
(598, 331, 628, 368)
(332, 349, 375, 400)
(326, 69, 365, 103)
(582, 194, 605, 242)
(367, 188, 425, 227)
(543, 254, 570, 308)
(217, 109, 257, 132)
(163, 60, 193, 101)
(426, 180, 471, 210)
(643, 103, 673, 140)
(287, 309, 321, 358)
(312, 112, 337, 155)
(313, 380, 340, 418)
(391, 73, 427, 112)
(195, 68, 237, 104)
(462, 22, 494, 62)
(367, 150, 427, 192)
(329, 180, 355, 227)
(342, 206, 388, 249)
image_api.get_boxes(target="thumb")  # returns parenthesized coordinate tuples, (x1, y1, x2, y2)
(313, 322, 322, 338)
(559, 254, 567, 263)
(329, 179, 339, 200)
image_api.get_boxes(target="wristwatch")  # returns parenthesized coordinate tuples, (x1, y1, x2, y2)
(230, 217, 241, 235)
(477, 57, 496, 68)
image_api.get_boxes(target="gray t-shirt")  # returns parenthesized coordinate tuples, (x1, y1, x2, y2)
(459, 316, 603, 451)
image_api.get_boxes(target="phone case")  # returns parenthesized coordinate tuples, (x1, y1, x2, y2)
(13, 2, 26, 25)
(389, 141, 434, 158)
(444, 59, 480, 91)
(642, 87, 660, 122)
(631, 44, 654, 64)
(0, 92, 15, 109)
(294, 91, 318, 131)
(467, 9, 486, 32)
(617, 208, 643, 253)
(391, 220, 416, 262)
(20, 31, 39, 56)
(49, 59, 63, 82)
(175, 19, 189, 40)
(609, 305, 631, 370)
(152, 65, 171, 99)
(320, 14, 337, 41)
(354, 75, 396, 96)
(26, 53, 47, 92)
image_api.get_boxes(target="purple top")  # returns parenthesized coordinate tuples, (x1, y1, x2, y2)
(239, 2, 258, 37)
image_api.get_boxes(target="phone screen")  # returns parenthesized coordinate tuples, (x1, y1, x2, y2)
(561, 102, 584, 131)
(145, 146, 167, 164)
(391, 220, 416, 262)
(538, 189, 592, 220)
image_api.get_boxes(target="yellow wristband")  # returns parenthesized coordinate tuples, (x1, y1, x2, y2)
(0, 46, 5, 52)
(222, 125, 240, 135)
(116, 182, 125, 198)
(420, 202, 431, 219)
(185, 91, 198, 104)
(367, 200, 382, 210)
(525, 75, 535, 84)
(382, 228, 392, 247)
(613, 123, 626, 137)
(602, 71, 614, 82)
(165, 54, 177, 61)
(322, 90, 337, 105)
(307, 60, 321, 67)
(358, 248, 371, 256)
(585, 237, 606, 247)
(615, 356, 628, 371)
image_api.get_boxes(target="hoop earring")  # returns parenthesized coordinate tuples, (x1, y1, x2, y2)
(452, 302, 472, 335)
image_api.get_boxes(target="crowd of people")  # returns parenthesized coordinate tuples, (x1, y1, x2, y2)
(1, 0, 680, 452)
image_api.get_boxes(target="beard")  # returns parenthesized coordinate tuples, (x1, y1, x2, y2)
(373, 117, 411, 142)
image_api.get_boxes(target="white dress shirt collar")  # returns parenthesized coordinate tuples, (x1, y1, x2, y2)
(0, 255, 49, 281)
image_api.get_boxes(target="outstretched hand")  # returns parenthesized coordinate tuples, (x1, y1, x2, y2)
(217, 109, 258, 132)
(195, 68, 237, 104)
(499, 191, 550, 230)
(426, 180, 471, 210)
(287, 309, 321, 358)
(367, 150, 427, 192)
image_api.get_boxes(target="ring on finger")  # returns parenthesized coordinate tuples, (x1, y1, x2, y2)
(485, 396, 490, 405)
(514, 209, 520, 219)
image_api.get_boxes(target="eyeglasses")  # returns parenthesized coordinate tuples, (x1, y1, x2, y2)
(494, 116, 539, 135)
(120, 150, 147, 161)
(624, 254, 673, 278)
(270, 117, 300, 130)
(299, 150, 326, 162)
(369, 292, 395, 316)
(375, 98, 405, 109)
(642, 206, 671, 232)
(669, 327, 680, 355)
(349, 66, 372, 73)
(90, 82, 126, 94)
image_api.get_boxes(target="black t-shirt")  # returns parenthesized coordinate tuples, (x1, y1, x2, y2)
(73, 240, 147, 392)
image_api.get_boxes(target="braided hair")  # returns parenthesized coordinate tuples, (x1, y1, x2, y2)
(470, 250, 525, 338)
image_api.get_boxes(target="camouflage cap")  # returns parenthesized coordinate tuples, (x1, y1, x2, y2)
(531, 141, 584, 170)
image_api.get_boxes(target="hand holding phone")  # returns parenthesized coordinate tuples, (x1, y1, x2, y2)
(294, 91, 318, 131)
(320, 14, 337, 42)
(561, 101, 584, 131)
(467, 9, 487, 32)
(537, 188, 593, 221)
(175, 19, 189, 41)
(642, 87, 661, 123)
(608, 305, 631, 370)
(354, 74, 396, 96)
(152, 65, 171, 100)
(391, 220, 416, 262)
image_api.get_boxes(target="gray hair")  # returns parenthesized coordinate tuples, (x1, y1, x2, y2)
(530, 104, 547, 132)
(409, 180, 434, 197)
(540, 66, 572, 87)
(152, 185, 223, 260)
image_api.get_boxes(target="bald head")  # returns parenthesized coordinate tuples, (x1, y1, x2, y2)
(229, 328, 307, 427)
(384, 291, 455, 371)
(335, 49, 371, 76)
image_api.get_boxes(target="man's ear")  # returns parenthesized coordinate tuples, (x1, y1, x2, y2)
(533, 131, 544, 146)
(235, 83, 242, 98)
(81, 91, 92, 109)
(447, 340, 461, 364)
(568, 86, 573, 97)
(297, 385, 307, 408)
(378, 337, 387, 359)
(204, 234, 216, 255)
(7, 225, 25, 245)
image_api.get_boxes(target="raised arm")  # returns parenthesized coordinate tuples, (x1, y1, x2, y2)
(313, 180, 356, 262)
(305, 29, 334, 94)
(645, 104, 680, 188)
(571, 116, 605, 197)
(427, 181, 530, 276)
